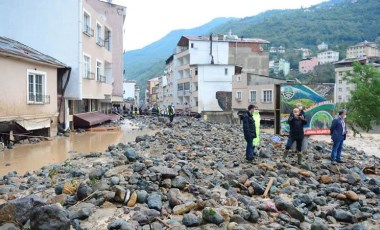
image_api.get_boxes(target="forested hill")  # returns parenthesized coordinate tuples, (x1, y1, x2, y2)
(124, 0, 380, 100)
(213, 0, 380, 52)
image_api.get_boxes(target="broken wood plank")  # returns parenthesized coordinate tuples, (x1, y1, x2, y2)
(262, 177, 274, 198)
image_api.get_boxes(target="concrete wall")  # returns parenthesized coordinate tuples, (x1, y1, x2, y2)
(0, 56, 58, 136)
(202, 111, 233, 124)
(198, 65, 233, 113)
(189, 40, 229, 65)
(0, 0, 81, 99)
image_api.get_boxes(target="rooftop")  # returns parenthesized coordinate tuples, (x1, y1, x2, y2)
(178, 35, 270, 47)
(0, 36, 68, 68)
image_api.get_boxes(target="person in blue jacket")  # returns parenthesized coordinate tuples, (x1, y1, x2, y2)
(330, 109, 347, 164)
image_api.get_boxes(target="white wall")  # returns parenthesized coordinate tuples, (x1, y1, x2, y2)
(0, 0, 81, 99)
(198, 65, 233, 112)
(123, 82, 136, 99)
(189, 40, 229, 65)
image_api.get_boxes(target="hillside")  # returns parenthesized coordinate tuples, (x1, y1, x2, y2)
(124, 0, 380, 101)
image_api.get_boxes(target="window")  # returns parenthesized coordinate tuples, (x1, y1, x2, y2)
(195, 68, 198, 75)
(249, 90, 256, 102)
(236, 91, 242, 100)
(83, 55, 93, 79)
(338, 87, 342, 92)
(338, 80, 342, 84)
(27, 70, 48, 104)
(225, 68, 228, 75)
(237, 75, 241, 82)
(177, 83, 184, 91)
(96, 60, 104, 82)
(104, 27, 111, 51)
(96, 23, 104, 46)
(191, 43, 194, 48)
(83, 11, 93, 36)
(339, 72, 342, 76)
(346, 87, 350, 91)
(338, 95, 342, 102)
(262, 90, 272, 103)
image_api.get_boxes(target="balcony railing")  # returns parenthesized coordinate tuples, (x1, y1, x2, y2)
(83, 25, 94, 37)
(28, 94, 50, 104)
(96, 38, 104, 47)
(97, 75, 106, 83)
(83, 71, 95, 80)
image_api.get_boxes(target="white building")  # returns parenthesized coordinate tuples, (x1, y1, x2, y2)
(317, 42, 328, 51)
(0, 0, 126, 129)
(123, 80, 136, 100)
(318, 50, 339, 64)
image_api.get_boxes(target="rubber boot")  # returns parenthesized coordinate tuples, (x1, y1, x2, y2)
(297, 152, 303, 165)
(283, 149, 289, 161)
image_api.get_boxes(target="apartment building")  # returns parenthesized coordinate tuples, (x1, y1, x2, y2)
(299, 57, 318, 73)
(232, 72, 285, 122)
(318, 50, 339, 64)
(0, 0, 126, 129)
(269, 58, 290, 77)
(346, 41, 380, 59)
(334, 58, 380, 103)
(0, 37, 69, 137)
(170, 33, 269, 114)
(145, 77, 159, 107)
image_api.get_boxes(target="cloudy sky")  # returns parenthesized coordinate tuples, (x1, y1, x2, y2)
(112, 0, 328, 51)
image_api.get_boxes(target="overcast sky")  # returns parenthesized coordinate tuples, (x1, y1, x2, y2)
(112, 0, 328, 51)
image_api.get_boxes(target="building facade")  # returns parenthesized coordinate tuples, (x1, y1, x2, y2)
(346, 41, 380, 59)
(145, 77, 159, 107)
(0, 37, 69, 137)
(318, 50, 339, 64)
(269, 58, 290, 77)
(232, 73, 285, 121)
(0, 0, 126, 129)
(299, 57, 318, 73)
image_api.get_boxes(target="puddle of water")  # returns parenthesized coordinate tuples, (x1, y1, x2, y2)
(0, 120, 157, 176)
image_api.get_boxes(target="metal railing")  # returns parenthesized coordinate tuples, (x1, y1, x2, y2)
(96, 38, 104, 47)
(83, 25, 94, 37)
(83, 71, 95, 80)
(28, 94, 50, 104)
(97, 75, 106, 83)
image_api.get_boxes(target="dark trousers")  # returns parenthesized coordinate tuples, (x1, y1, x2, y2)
(245, 138, 255, 161)
(169, 115, 174, 123)
(285, 136, 303, 152)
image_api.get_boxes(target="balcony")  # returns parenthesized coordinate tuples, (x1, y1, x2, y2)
(83, 25, 94, 37)
(96, 38, 104, 47)
(83, 71, 95, 80)
(97, 75, 106, 83)
(235, 97, 242, 102)
(28, 94, 50, 105)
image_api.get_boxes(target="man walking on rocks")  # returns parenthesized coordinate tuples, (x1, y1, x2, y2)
(167, 105, 175, 123)
(330, 109, 347, 164)
(242, 104, 257, 162)
(284, 107, 307, 164)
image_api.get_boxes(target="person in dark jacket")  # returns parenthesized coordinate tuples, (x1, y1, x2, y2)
(330, 109, 347, 164)
(242, 104, 257, 162)
(284, 107, 307, 164)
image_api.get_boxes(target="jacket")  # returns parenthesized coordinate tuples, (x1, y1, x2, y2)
(252, 111, 261, 146)
(288, 113, 307, 138)
(330, 116, 347, 142)
(242, 111, 256, 141)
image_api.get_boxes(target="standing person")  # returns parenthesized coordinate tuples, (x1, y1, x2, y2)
(330, 109, 347, 164)
(242, 105, 257, 162)
(252, 107, 261, 151)
(167, 105, 175, 123)
(284, 107, 307, 164)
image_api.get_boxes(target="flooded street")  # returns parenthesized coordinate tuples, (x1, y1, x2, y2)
(0, 120, 157, 176)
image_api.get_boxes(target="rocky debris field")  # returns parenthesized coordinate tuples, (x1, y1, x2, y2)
(0, 116, 380, 230)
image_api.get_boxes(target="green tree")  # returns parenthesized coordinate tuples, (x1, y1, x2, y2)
(344, 62, 380, 134)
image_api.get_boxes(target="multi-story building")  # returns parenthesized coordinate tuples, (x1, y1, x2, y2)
(346, 41, 380, 59)
(170, 33, 269, 114)
(145, 77, 159, 107)
(269, 58, 290, 77)
(162, 55, 177, 107)
(0, 0, 126, 129)
(334, 58, 380, 103)
(299, 57, 318, 73)
(232, 72, 285, 122)
(318, 50, 339, 64)
(295, 48, 312, 59)
(269, 46, 286, 53)
(0, 37, 69, 138)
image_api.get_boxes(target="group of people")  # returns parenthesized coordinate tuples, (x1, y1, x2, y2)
(242, 103, 348, 165)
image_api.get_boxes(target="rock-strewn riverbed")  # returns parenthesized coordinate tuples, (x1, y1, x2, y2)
(0, 116, 379, 230)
